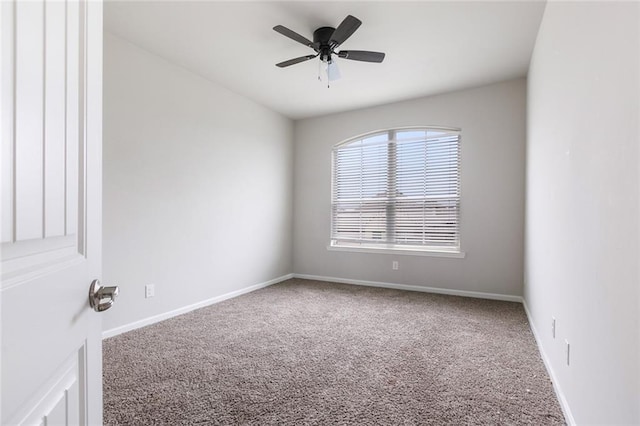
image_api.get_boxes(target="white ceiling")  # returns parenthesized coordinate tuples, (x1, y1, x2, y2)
(104, 1, 546, 120)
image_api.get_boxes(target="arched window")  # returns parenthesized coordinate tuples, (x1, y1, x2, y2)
(331, 128, 461, 253)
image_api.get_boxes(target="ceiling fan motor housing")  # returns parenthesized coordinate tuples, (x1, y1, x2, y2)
(313, 26, 336, 62)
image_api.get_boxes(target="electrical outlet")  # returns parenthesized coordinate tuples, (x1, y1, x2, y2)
(565, 339, 570, 366)
(392, 261, 399, 270)
(552, 317, 556, 339)
(145, 284, 155, 299)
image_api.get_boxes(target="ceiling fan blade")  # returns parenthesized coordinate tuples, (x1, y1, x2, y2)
(273, 25, 315, 49)
(337, 50, 385, 63)
(329, 15, 362, 48)
(276, 54, 318, 68)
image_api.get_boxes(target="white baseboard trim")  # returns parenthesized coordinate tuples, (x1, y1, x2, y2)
(292, 273, 523, 303)
(522, 300, 575, 425)
(102, 273, 294, 339)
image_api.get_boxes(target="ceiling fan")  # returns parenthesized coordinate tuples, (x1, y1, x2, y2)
(273, 15, 385, 83)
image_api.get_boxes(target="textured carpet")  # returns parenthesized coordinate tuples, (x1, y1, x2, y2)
(103, 279, 565, 425)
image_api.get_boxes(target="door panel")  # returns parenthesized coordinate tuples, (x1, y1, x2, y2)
(44, 0, 68, 239)
(14, 349, 83, 426)
(14, 0, 45, 242)
(1, 0, 103, 424)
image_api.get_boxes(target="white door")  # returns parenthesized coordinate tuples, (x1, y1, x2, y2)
(1, 0, 104, 424)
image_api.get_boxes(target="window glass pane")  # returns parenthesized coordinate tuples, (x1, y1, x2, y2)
(361, 133, 388, 145)
(397, 140, 426, 197)
(396, 130, 426, 140)
(334, 142, 387, 199)
(426, 130, 449, 139)
(360, 143, 387, 198)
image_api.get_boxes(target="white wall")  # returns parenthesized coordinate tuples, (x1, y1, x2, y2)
(526, 2, 639, 424)
(293, 79, 526, 297)
(102, 34, 293, 332)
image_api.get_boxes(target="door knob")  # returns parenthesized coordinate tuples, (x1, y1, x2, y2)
(89, 279, 119, 312)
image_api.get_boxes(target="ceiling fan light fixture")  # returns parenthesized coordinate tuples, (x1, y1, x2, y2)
(326, 60, 341, 82)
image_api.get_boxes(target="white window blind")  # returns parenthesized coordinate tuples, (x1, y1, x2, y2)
(331, 128, 460, 252)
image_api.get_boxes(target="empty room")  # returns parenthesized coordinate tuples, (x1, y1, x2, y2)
(1, 0, 638, 425)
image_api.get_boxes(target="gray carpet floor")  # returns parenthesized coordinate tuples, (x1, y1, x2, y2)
(103, 279, 565, 425)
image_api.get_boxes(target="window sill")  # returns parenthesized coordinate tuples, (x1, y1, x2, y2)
(326, 244, 466, 258)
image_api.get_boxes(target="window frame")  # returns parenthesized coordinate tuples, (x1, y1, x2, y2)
(329, 126, 465, 258)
